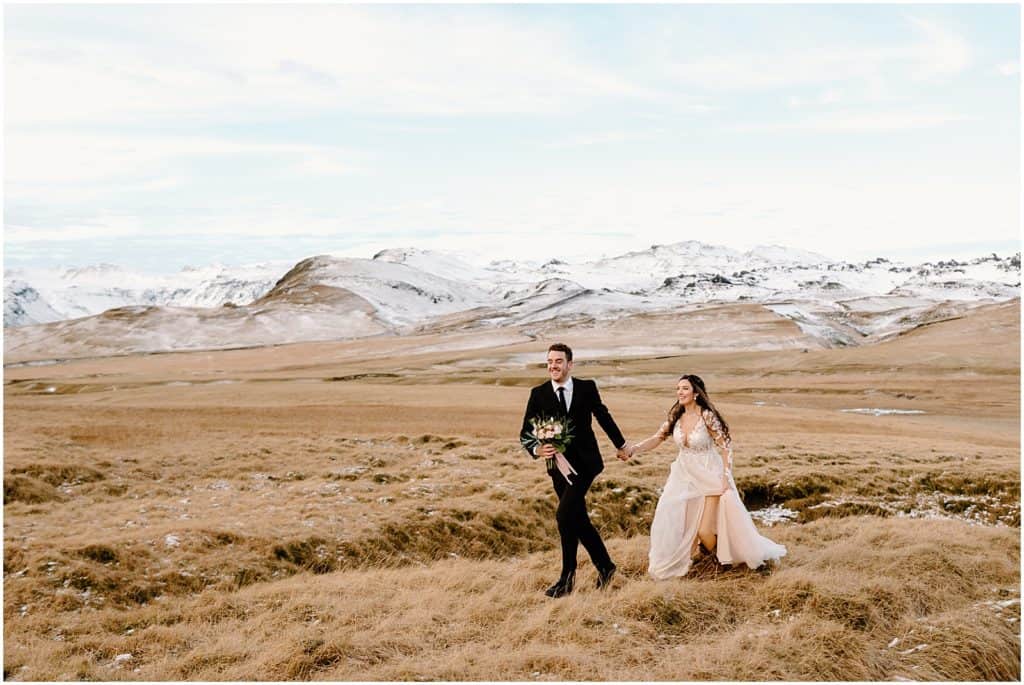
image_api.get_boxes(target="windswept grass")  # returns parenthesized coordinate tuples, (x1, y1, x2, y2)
(3, 517, 1017, 681)
(4, 303, 1019, 680)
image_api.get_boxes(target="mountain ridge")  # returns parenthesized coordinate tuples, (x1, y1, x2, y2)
(4, 241, 1019, 362)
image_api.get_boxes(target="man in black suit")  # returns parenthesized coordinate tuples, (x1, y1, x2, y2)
(520, 342, 628, 598)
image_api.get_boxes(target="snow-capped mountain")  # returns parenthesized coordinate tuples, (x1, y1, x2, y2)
(3, 262, 284, 327)
(3, 242, 1019, 362)
(371, 248, 498, 284)
(266, 254, 492, 326)
(4, 281, 63, 328)
(454, 242, 835, 296)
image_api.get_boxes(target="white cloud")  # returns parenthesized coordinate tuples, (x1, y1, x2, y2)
(730, 111, 973, 132)
(4, 132, 361, 201)
(6, 164, 1017, 265)
(544, 130, 664, 149)
(818, 88, 844, 105)
(4, 206, 356, 243)
(903, 15, 972, 80)
(322, 170, 1019, 262)
(6, 5, 655, 126)
(789, 88, 845, 109)
(997, 61, 1020, 76)
(288, 157, 361, 177)
(4, 5, 1015, 267)
(4, 216, 147, 242)
(668, 15, 971, 91)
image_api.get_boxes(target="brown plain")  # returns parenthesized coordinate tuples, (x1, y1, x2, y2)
(3, 300, 1020, 680)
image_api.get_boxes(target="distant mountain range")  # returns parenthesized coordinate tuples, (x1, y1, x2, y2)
(4, 242, 1019, 362)
(4, 261, 279, 328)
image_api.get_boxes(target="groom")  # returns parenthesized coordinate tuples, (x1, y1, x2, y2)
(520, 343, 628, 598)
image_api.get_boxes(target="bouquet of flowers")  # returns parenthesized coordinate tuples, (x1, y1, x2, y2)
(521, 415, 577, 484)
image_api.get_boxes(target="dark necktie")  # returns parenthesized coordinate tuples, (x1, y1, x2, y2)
(557, 386, 568, 416)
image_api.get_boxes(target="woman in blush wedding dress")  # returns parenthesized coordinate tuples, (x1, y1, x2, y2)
(623, 374, 786, 579)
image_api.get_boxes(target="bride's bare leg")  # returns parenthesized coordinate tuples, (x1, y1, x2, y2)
(697, 495, 720, 551)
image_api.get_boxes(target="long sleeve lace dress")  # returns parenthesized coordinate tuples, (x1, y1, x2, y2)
(634, 409, 787, 579)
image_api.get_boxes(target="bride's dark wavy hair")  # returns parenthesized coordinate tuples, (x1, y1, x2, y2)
(661, 374, 730, 439)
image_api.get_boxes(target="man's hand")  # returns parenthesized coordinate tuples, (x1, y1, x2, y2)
(616, 444, 634, 461)
(538, 443, 558, 459)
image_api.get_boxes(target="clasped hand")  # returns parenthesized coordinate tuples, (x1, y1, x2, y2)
(616, 444, 635, 461)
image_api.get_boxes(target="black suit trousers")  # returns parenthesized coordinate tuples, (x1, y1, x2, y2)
(551, 469, 613, 575)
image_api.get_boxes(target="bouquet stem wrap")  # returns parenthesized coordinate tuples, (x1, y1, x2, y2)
(550, 452, 578, 485)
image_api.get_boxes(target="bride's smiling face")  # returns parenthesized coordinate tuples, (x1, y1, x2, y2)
(676, 379, 695, 404)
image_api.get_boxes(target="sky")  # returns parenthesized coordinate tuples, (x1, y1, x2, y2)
(4, 3, 1021, 273)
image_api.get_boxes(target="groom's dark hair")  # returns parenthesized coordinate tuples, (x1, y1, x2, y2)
(548, 343, 573, 361)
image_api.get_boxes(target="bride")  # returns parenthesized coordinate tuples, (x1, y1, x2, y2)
(622, 374, 786, 579)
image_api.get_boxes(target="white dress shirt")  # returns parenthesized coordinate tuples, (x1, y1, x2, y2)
(551, 376, 574, 411)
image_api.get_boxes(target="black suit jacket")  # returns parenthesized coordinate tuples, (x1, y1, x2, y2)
(520, 377, 625, 479)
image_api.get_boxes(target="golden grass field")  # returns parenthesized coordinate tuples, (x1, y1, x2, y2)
(3, 300, 1020, 680)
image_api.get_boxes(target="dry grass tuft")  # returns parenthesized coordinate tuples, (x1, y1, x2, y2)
(4, 461, 108, 506)
(9, 462, 106, 486)
(900, 604, 1021, 681)
(4, 475, 63, 504)
(624, 582, 743, 636)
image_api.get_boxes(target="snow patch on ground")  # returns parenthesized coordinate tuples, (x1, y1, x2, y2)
(840, 408, 927, 416)
(749, 504, 799, 526)
(807, 492, 1018, 527)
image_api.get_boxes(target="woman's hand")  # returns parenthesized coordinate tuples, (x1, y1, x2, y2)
(720, 472, 731, 493)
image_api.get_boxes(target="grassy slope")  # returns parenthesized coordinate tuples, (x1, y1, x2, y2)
(3, 301, 1019, 680)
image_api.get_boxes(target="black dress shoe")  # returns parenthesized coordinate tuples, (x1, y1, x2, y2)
(544, 571, 575, 598)
(596, 564, 617, 590)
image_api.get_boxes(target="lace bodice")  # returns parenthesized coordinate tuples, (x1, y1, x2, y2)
(674, 410, 732, 456)
(632, 409, 733, 469)
(673, 417, 713, 450)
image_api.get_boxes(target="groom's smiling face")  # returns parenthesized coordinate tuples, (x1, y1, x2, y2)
(547, 351, 572, 384)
